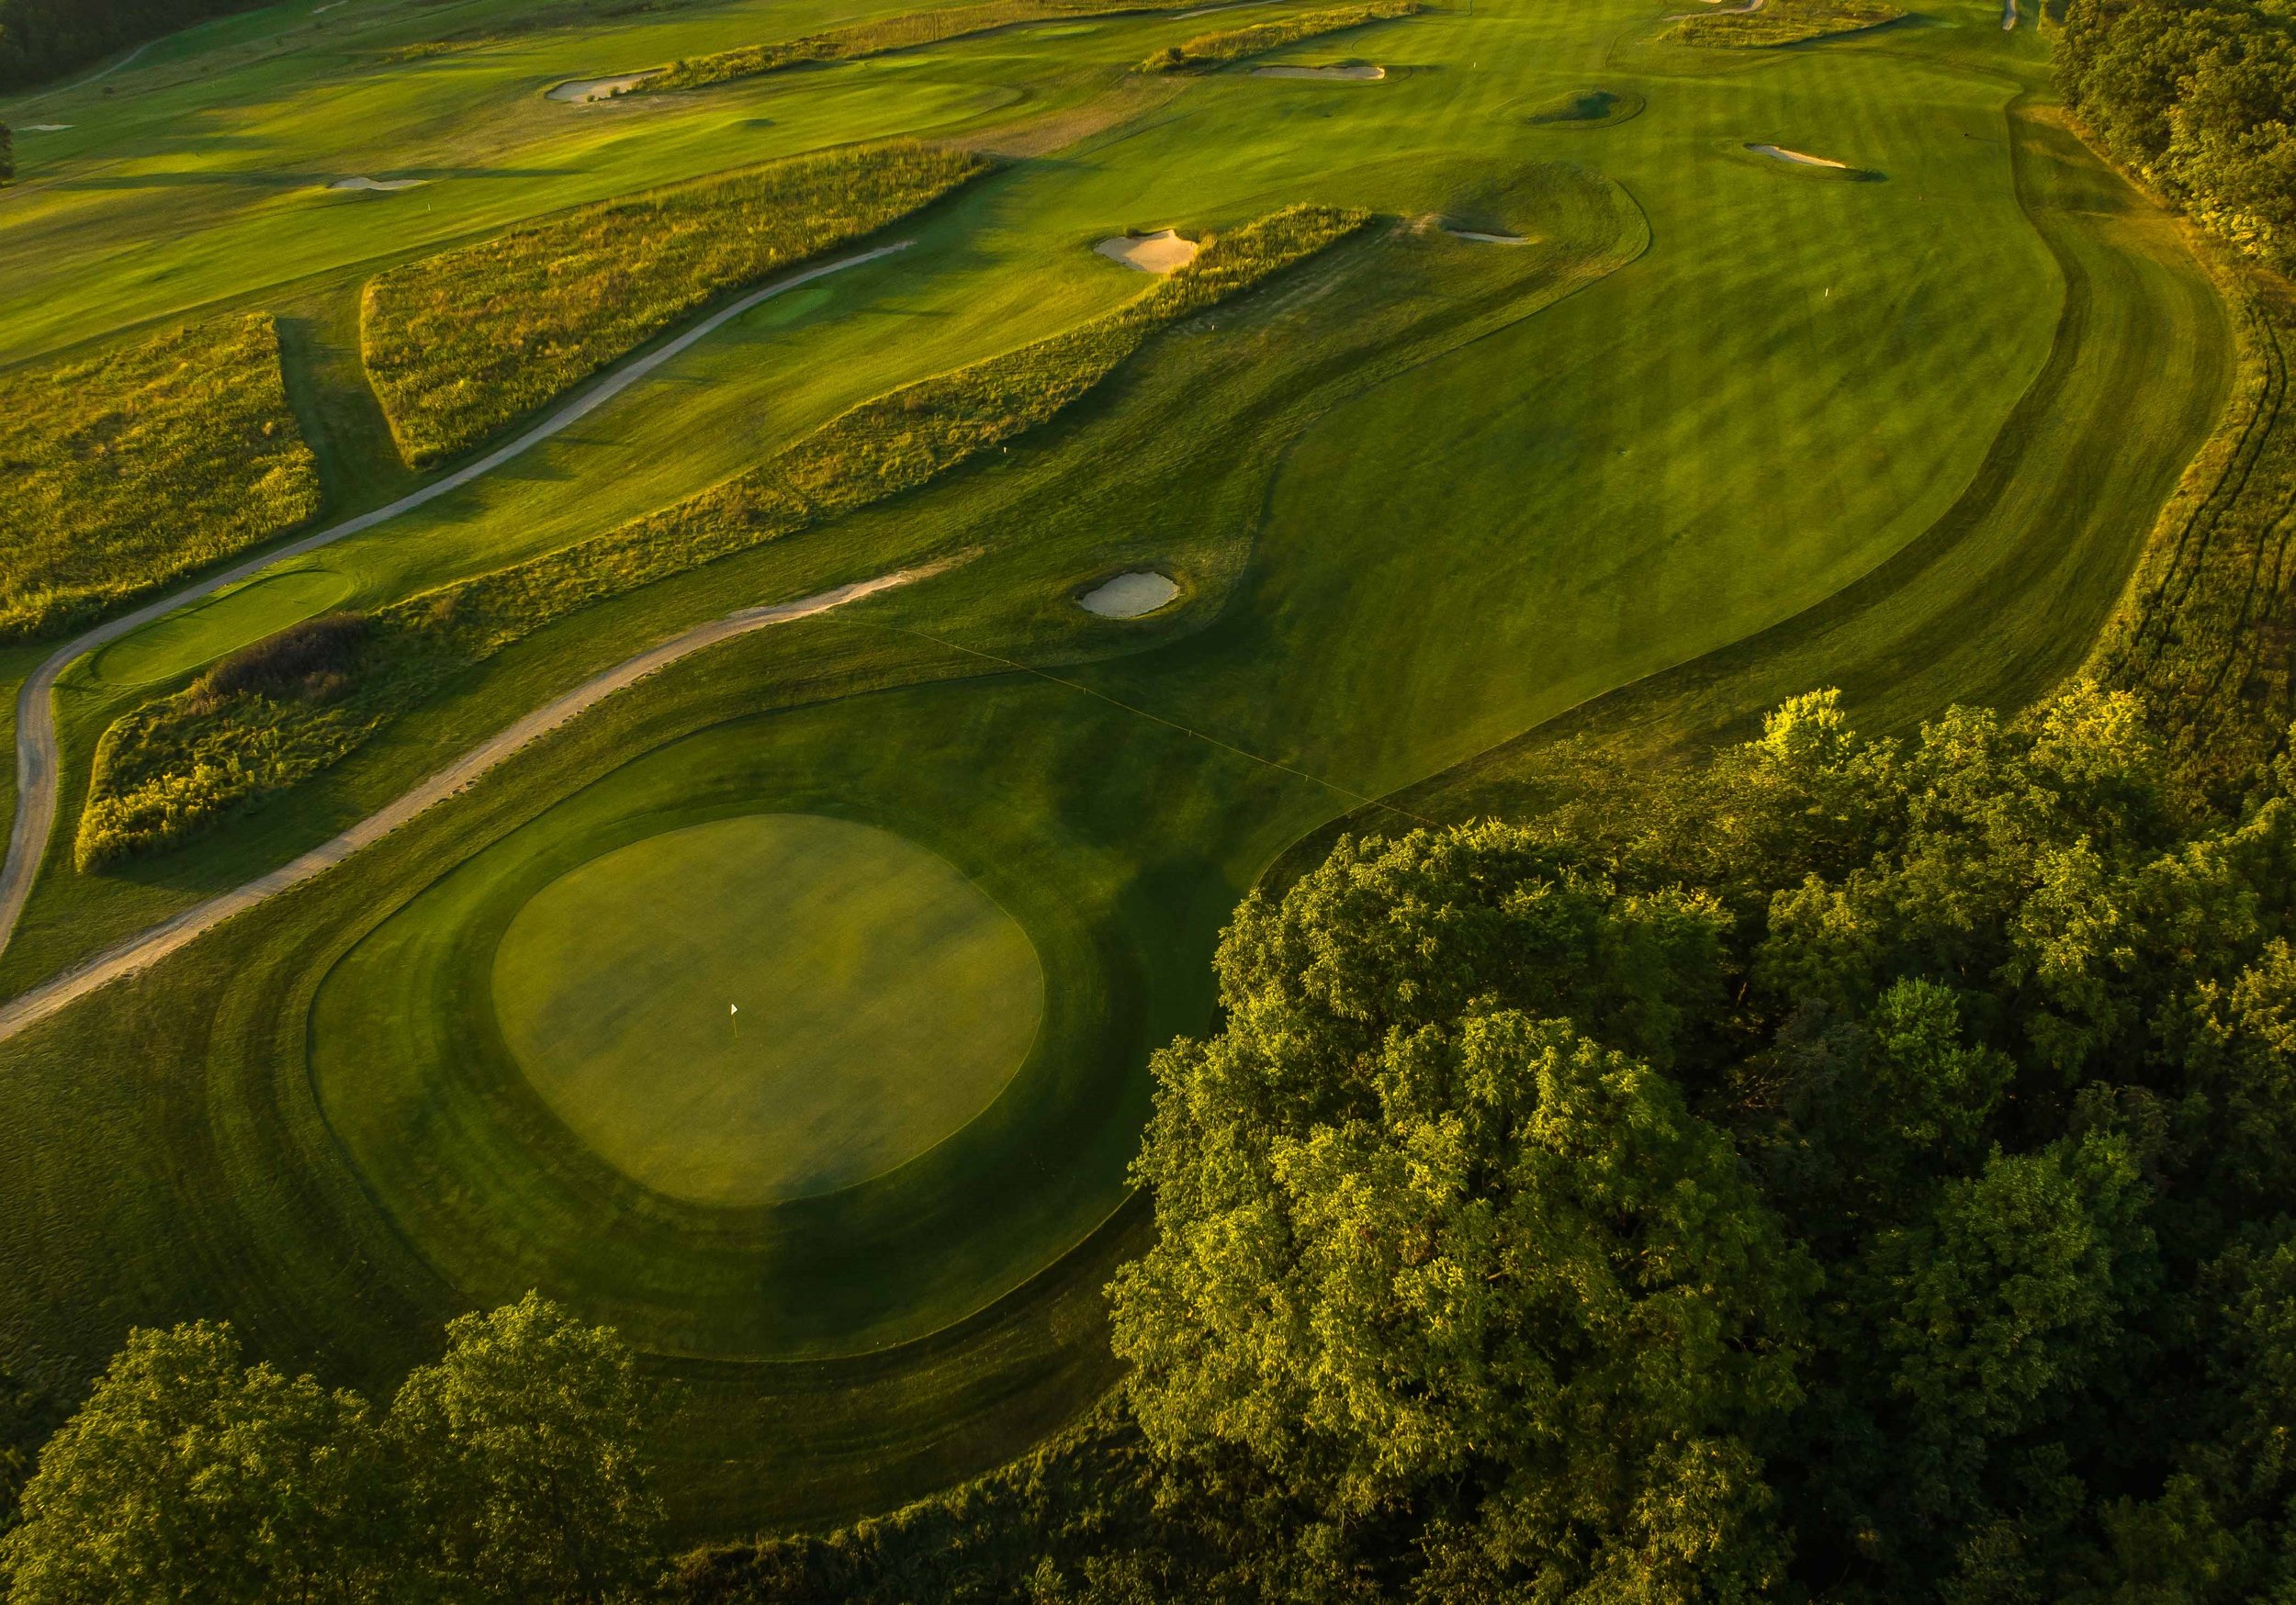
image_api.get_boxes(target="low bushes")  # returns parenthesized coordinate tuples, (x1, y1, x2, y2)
(1142, 0, 1417, 71)
(0, 315, 321, 642)
(77, 205, 1371, 870)
(1665, 0, 1902, 47)
(359, 142, 989, 468)
(649, 0, 1216, 93)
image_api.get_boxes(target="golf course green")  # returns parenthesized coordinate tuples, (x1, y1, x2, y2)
(0, 0, 2240, 1543)
(490, 813, 1044, 1207)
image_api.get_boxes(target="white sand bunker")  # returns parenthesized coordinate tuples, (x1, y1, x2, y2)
(22, 123, 71, 132)
(1747, 143, 1848, 168)
(1079, 571, 1179, 618)
(1255, 62, 1387, 79)
(1446, 228, 1534, 244)
(1097, 229, 1199, 274)
(330, 175, 428, 191)
(547, 71, 661, 103)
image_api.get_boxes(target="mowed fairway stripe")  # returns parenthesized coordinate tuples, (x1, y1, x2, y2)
(0, 241, 916, 975)
(0, 565, 942, 1044)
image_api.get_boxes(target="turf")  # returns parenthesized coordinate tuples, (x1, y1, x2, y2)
(87, 569, 354, 689)
(0, 0, 2241, 1547)
(360, 140, 989, 466)
(490, 813, 1043, 1207)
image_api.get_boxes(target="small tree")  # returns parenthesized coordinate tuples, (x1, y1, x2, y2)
(0, 1323, 384, 1604)
(0, 1296, 658, 1603)
(388, 1291, 663, 1604)
(0, 123, 14, 185)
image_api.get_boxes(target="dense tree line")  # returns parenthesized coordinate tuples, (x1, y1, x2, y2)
(691, 683, 2296, 1603)
(0, 1294, 661, 1602)
(2061, 0, 2296, 267)
(0, 0, 264, 91)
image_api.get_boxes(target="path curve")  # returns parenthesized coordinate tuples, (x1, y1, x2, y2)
(0, 566, 938, 1044)
(0, 240, 914, 968)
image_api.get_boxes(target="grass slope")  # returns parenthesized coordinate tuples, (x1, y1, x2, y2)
(361, 142, 989, 467)
(0, 315, 319, 641)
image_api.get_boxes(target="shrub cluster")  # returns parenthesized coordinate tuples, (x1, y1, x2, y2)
(0, 314, 321, 642)
(686, 684, 2296, 1605)
(1142, 0, 1417, 72)
(1664, 0, 1903, 48)
(649, 0, 1229, 93)
(77, 206, 1371, 870)
(359, 142, 989, 468)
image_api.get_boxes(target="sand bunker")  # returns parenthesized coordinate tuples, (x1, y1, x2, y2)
(1079, 571, 1179, 618)
(1097, 229, 1199, 274)
(1446, 229, 1534, 244)
(1254, 62, 1387, 79)
(330, 175, 428, 191)
(1747, 143, 1848, 168)
(22, 123, 70, 132)
(547, 71, 661, 103)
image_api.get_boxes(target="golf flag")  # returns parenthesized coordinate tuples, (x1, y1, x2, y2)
(730, 1005, 739, 1016)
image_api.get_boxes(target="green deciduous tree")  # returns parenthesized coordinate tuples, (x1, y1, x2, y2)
(1111, 824, 1811, 1603)
(0, 1322, 382, 1604)
(390, 1292, 662, 1604)
(0, 1296, 658, 1604)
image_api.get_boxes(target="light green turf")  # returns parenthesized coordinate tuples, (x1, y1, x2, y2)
(490, 813, 1043, 1207)
(0, 0, 2238, 1543)
(88, 568, 355, 688)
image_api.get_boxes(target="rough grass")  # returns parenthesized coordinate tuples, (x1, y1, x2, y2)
(0, 316, 321, 642)
(77, 206, 1370, 870)
(2086, 249, 2296, 803)
(1142, 0, 1418, 71)
(359, 142, 991, 468)
(648, 0, 1214, 91)
(1667, 0, 1904, 48)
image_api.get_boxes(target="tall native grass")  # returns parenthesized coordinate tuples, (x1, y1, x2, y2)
(359, 142, 989, 468)
(1665, 0, 1903, 47)
(1142, 0, 1417, 70)
(649, 0, 1230, 92)
(78, 206, 1372, 870)
(0, 316, 320, 642)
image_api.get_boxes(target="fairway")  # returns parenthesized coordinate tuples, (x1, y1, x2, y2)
(0, 0, 2245, 1544)
(491, 813, 1044, 1207)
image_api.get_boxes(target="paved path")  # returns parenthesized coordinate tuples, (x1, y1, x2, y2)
(0, 566, 935, 1044)
(0, 241, 913, 969)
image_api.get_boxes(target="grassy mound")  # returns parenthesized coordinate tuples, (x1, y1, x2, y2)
(1523, 87, 1645, 127)
(491, 814, 1043, 1207)
(1143, 0, 1417, 71)
(0, 315, 319, 642)
(359, 143, 989, 468)
(1667, 0, 1904, 47)
(79, 205, 1370, 871)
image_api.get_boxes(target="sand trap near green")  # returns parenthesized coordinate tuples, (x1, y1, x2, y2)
(490, 814, 1043, 1207)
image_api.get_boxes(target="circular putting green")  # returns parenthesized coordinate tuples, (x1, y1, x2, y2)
(490, 814, 1044, 1207)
